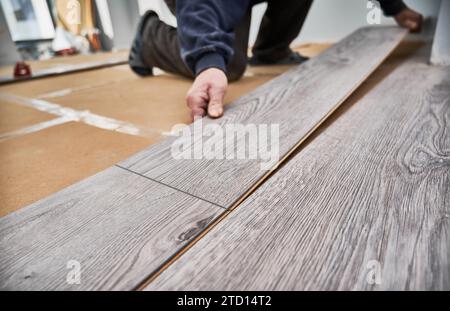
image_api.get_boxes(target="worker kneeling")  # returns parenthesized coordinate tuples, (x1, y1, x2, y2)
(129, 0, 422, 121)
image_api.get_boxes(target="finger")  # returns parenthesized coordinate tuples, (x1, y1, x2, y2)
(191, 107, 206, 121)
(207, 87, 225, 119)
(186, 91, 208, 121)
(208, 99, 224, 118)
(186, 92, 207, 109)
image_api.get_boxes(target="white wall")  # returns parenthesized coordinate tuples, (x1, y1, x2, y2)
(106, 0, 141, 49)
(138, 0, 176, 26)
(137, 0, 441, 45)
(293, 0, 440, 44)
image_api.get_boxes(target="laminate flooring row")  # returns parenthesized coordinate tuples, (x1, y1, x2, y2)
(0, 27, 410, 290)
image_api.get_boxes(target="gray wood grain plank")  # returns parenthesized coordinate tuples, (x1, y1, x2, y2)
(147, 54, 450, 291)
(431, 0, 450, 66)
(0, 167, 223, 290)
(120, 26, 407, 208)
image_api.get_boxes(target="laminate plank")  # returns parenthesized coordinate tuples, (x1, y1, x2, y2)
(0, 56, 127, 85)
(121, 26, 407, 208)
(147, 54, 450, 290)
(0, 167, 223, 290)
(431, 0, 450, 66)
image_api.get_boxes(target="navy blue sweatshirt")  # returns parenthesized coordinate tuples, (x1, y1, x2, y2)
(176, 0, 407, 76)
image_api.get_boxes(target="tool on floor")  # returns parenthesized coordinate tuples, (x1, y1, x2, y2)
(13, 62, 32, 78)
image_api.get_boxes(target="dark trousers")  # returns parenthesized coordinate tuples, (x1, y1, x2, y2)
(129, 0, 313, 81)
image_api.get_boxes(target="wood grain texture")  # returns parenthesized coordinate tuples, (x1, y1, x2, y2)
(121, 26, 407, 208)
(0, 167, 223, 290)
(431, 0, 450, 66)
(147, 55, 450, 291)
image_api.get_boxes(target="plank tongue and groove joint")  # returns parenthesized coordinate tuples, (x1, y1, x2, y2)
(0, 167, 223, 290)
(146, 50, 450, 291)
(120, 26, 407, 209)
(0, 27, 406, 291)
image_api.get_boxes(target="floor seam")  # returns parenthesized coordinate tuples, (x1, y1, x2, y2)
(0, 116, 72, 143)
(115, 164, 227, 210)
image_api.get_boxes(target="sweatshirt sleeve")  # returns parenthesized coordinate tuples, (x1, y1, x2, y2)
(377, 0, 407, 16)
(176, 0, 250, 76)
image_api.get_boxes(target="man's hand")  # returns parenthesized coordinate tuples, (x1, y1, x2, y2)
(394, 8, 423, 32)
(186, 68, 228, 121)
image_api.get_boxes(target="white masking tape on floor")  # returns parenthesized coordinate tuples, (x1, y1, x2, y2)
(0, 93, 145, 137)
(0, 116, 73, 143)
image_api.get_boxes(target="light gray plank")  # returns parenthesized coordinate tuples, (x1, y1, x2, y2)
(431, 0, 450, 66)
(0, 167, 223, 290)
(120, 26, 407, 208)
(0, 57, 127, 85)
(147, 54, 450, 291)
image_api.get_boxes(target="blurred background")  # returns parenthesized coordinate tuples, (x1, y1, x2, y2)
(0, 0, 441, 66)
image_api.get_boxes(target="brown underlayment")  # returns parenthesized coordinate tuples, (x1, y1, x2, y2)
(0, 100, 55, 135)
(49, 74, 277, 132)
(0, 122, 155, 217)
